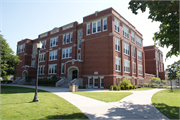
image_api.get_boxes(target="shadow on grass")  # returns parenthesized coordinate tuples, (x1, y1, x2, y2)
(1, 101, 34, 105)
(42, 113, 89, 119)
(1, 86, 48, 94)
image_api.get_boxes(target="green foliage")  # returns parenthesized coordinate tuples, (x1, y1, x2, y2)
(122, 78, 132, 87)
(132, 85, 136, 89)
(110, 85, 113, 90)
(126, 86, 129, 90)
(143, 83, 149, 87)
(117, 86, 121, 90)
(166, 60, 180, 80)
(120, 85, 125, 90)
(128, 1, 179, 58)
(161, 80, 166, 84)
(1, 80, 13, 84)
(129, 85, 133, 89)
(0, 34, 21, 77)
(51, 75, 57, 80)
(150, 77, 161, 84)
(2, 75, 10, 80)
(113, 85, 118, 90)
(38, 79, 59, 86)
(26, 75, 32, 83)
(78, 85, 86, 89)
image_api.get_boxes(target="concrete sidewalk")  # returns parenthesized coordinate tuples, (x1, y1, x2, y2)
(1, 84, 169, 120)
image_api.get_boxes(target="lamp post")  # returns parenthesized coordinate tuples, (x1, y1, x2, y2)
(33, 42, 42, 102)
(168, 66, 172, 90)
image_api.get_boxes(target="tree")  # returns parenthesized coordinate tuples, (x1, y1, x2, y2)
(0, 34, 21, 77)
(166, 60, 180, 89)
(128, 1, 179, 58)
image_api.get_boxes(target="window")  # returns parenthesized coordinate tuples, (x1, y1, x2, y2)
(18, 44, 25, 53)
(48, 64, 57, 74)
(78, 31, 81, 36)
(93, 78, 98, 88)
(39, 53, 46, 62)
(136, 36, 142, 47)
(61, 63, 65, 74)
(124, 60, 130, 73)
(133, 63, 136, 74)
(44, 41, 46, 49)
(78, 53, 81, 60)
(41, 41, 46, 49)
(62, 47, 72, 59)
(124, 43, 129, 55)
(123, 25, 129, 39)
(70, 33, 73, 43)
(92, 20, 101, 34)
(155, 50, 158, 58)
(103, 19, 107, 31)
(133, 46, 136, 58)
(66, 34, 69, 44)
(138, 51, 142, 61)
(88, 78, 92, 88)
(78, 39, 81, 49)
(115, 57, 121, 71)
(50, 37, 58, 47)
(49, 50, 57, 61)
(115, 38, 120, 52)
(87, 24, 90, 35)
(131, 31, 135, 42)
(114, 19, 120, 32)
(39, 66, 45, 75)
(100, 78, 104, 88)
(31, 60, 35, 67)
(138, 65, 143, 75)
(116, 78, 119, 86)
(63, 35, 65, 44)
(156, 60, 158, 68)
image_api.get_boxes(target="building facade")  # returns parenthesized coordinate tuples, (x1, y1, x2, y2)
(15, 7, 164, 88)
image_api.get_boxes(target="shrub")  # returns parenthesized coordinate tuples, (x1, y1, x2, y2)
(38, 79, 59, 86)
(26, 75, 32, 83)
(51, 75, 57, 80)
(82, 85, 86, 89)
(150, 77, 161, 84)
(1, 80, 13, 84)
(78, 85, 82, 89)
(117, 86, 121, 90)
(132, 85, 135, 89)
(113, 85, 118, 90)
(161, 80, 166, 84)
(110, 85, 113, 90)
(129, 85, 133, 89)
(121, 85, 125, 90)
(118, 81, 122, 86)
(126, 86, 129, 90)
(122, 78, 132, 87)
(143, 83, 149, 87)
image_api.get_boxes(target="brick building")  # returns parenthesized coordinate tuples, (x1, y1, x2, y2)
(15, 7, 165, 88)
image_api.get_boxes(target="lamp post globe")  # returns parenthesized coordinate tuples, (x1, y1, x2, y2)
(33, 41, 42, 102)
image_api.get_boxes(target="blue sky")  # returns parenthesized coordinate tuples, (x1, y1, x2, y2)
(1, 0, 179, 69)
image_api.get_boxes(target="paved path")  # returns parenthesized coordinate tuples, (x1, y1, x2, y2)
(2, 84, 169, 120)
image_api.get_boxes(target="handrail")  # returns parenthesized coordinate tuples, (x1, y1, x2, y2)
(56, 78, 65, 87)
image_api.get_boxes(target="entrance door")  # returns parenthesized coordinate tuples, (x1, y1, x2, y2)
(72, 70, 78, 79)
(23, 71, 27, 79)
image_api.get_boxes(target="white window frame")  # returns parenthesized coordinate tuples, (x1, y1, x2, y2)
(136, 36, 142, 48)
(41, 40, 46, 50)
(31, 60, 35, 67)
(70, 32, 73, 43)
(39, 53, 46, 62)
(61, 63, 65, 74)
(78, 31, 82, 36)
(18, 44, 25, 53)
(92, 20, 101, 34)
(123, 25, 129, 39)
(103, 18, 107, 31)
(114, 19, 120, 33)
(87, 24, 90, 35)
(39, 65, 45, 75)
(138, 64, 143, 75)
(138, 50, 142, 61)
(88, 77, 92, 88)
(78, 53, 81, 60)
(93, 77, 98, 88)
(115, 57, 121, 72)
(124, 43, 129, 56)
(49, 50, 57, 61)
(66, 34, 70, 44)
(131, 31, 135, 43)
(124, 60, 130, 73)
(133, 46, 136, 58)
(62, 47, 72, 59)
(115, 38, 120, 52)
(133, 62, 136, 74)
(63, 35, 65, 45)
(50, 37, 58, 47)
(78, 39, 81, 49)
(48, 64, 57, 74)
(100, 77, 104, 88)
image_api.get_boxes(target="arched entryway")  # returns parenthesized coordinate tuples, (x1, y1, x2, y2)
(22, 70, 27, 79)
(67, 66, 79, 80)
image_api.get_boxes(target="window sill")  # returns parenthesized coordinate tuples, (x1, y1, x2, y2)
(92, 31, 101, 34)
(124, 71, 130, 73)
(114, 30, 120, 34)
(103, 29, 107, 32)
(116, 70, 121, 72)
(49, 59, 57, 61)
(62, 57, 72, 60)
(124, 53, 130, 56)
(48, 73, 57, 75)
(115, 50, 120, 53)
(39, 61, 45, 63)
(50, 45, 58, 48)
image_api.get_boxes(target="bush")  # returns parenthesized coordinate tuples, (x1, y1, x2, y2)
(118, 81, 122, 86)
(51, 75, 57, 80)
(1, 80, 13, 84)
(122, 78, 132, 87)
(126, 86, 129, 90)
(129, 85, 133, 89)
(78, 85, 82, 89)
(26, 75, 32, 83)
(161, 80, 166, 84)
(117, 86, 121, 90)
(38, 79, 59, 86)
(113, 85, 118, 90)
(150, 77, 161, 84)
(143, 83, 149, 87)
(110, 85, 113, 90)
(82, 85, 86, 89)
(121, 85, 125, 90)
(132, 85, 135, 89)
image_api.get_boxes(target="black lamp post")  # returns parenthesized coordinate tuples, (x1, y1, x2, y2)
(33, 42, 42, 102)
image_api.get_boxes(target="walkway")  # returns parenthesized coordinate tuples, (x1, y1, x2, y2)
(2, 84, 169, 120)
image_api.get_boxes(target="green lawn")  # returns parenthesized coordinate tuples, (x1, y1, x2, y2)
(130, 88, 154, 91)
(73, 92, 132, 102)
(151, 89, 180, 119)
(0, 86, 88, 119)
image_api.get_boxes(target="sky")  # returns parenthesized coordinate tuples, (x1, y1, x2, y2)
(0, 0, 179, 69)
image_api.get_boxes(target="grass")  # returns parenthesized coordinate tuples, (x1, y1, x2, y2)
(0, 86, 88, 119)
(130, 88, 155, 91)
(73, 92, 132, 102)
(151, 88, 180, 119)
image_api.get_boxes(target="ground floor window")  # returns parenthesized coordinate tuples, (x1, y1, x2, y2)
(48, 64, 57, 74)
(93, 78, 98, 88)
(116, 78, 119, 86)
(88, 78, 92, 88)
(100, 78, 104, 88)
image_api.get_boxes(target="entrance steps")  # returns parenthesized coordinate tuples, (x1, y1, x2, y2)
(56, 78, 83, 88)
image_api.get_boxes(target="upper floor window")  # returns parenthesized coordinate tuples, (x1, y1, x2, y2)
(39, 65, 45, 75)
(70, 33, 73, 43)
(114, 19, 120, 32)
(63, 35, 65, 45)
(31, 60, 35, 67)
(92, 20, 101, 34)
(62, 47, 72, 59)
(78, 31, 82, 36)
(138, 65, 143, 75)
(49, 50, 57, 61)
(18, 44, 25, 53)
(133, 46, 136, 58)
(39, 53, 45, 62)
(103, 19, 107, 31)
(66, 34, 69, 44)
(48, 64, 57, 74)
(123, 25, 129, 39)
(124, 60, 130, 73)
(131, 31, 135, 43)
(136, 36, 142, 48)
(138, 50, 142, 61)
(133, 63, 136, 74)
(78, 39, 81, 49)
(78, 53, 81, 60)
(124, 43, 129, 55)
(115, 38, 120, 52)
(50, 37, 58, 47)
(115, 57, 121, 71)
(87, 24, 90, 35)
(61, 63, 65, 74)
(41, 40, 46, 49)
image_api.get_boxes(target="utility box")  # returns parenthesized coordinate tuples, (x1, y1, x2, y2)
(69, 85, 75, 92)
